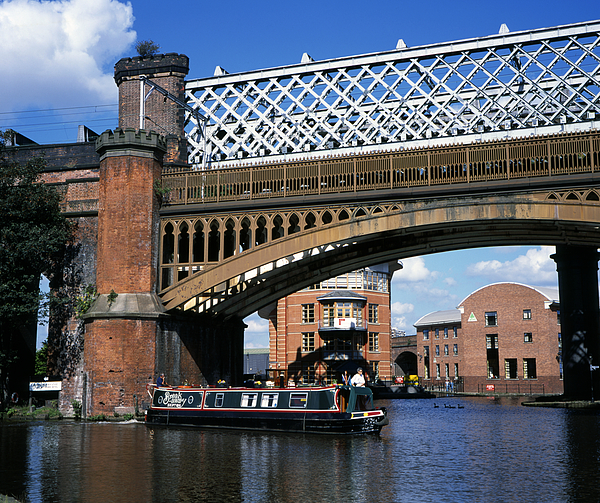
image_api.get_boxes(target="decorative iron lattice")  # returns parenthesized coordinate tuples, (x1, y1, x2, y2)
(185, 20, 600, 167)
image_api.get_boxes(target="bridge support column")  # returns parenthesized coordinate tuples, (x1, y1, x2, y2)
(82, 129, 167, 416)
(552, 245, 600, 400)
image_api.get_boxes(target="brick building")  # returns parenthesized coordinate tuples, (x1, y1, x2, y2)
(260, 262, 401, 385)
(415, 283, 562, 394)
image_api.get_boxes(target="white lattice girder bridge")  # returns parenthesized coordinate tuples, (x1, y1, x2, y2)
(185, 20, 600, 167)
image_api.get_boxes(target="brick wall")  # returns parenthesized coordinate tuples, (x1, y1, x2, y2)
(417, 283, 562, 394)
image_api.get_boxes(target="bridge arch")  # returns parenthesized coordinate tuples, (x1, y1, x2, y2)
(159, 186, 600, 318)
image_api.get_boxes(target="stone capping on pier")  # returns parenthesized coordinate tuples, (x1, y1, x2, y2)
(113, 53, 189, 85)
(82, 293, 167, 320)
(95, 128, 167, 161)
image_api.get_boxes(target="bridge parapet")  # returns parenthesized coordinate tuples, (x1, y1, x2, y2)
(162, 129, 600, 205)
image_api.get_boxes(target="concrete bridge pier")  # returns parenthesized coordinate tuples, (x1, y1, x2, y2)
(552, 245, 600, 400)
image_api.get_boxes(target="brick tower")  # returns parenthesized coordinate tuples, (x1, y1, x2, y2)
(114, 53, 189, 166)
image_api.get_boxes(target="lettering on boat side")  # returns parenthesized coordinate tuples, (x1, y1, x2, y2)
(156, 390, 202, 408)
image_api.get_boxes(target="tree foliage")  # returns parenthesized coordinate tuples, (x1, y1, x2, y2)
(0, 136, 72, 400)
(35, 341, 48, 376)
(136, 40, 161, 57)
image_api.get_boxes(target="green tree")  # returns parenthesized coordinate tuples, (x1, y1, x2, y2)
(0, 135, 72, 403)
(135, 40, 160, 57)
(34, 340, 48, 376)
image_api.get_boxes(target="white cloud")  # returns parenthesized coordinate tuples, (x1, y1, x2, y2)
(393, 257, 434, 283)
(0, 0, 136, 110)
(391, 301, 414, 316)
(466, 246, 557, 285)
(444, 277, 457, 286)
(244, 313, 269, 348)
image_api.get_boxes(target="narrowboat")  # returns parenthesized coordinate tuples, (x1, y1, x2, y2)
(145, 384, 388, 434)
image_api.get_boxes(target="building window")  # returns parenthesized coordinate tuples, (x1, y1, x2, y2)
(524, 332, 533, 343)
(423, 329, 429, 340)
(523, 309, 532, 320)
(302, 304, 314, 323)
(434, 345, 440, 356)
(445, 363, 450, 377)
(485, 312, 498, 326)
(435, 328, 440, 339)
(444, 327, 448, 339)
(453, 326, 458, 338)
(369, 361, 379, 379)
(368, 304, 379, 324)
(322, 303, 334, 327)
(454, 363, 459, 378)
(424, 346, 429, 357)
(523, 358, 537, 379)
(453, 344, 458, 356)
(486, 334, 499, 378)
(369, 332, 379, 352)
(436, 364, 441, 379)
(505, 358, 518, 379)
(424, 362, 430, 379)
(302, 332, 315, 352)
(444, 344, 449, 356)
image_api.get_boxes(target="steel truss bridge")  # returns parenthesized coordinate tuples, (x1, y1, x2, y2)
(158, 20, 600, 317)
(184, 20, 600, 168)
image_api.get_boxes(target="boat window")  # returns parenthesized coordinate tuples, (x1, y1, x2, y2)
(241, 393, 258, 407)
(260, 393, 279, 408)
(289, 392, 308, 408)
(215, 393, 224, 407)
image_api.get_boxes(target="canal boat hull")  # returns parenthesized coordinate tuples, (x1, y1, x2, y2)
(145, 385, 388, 434)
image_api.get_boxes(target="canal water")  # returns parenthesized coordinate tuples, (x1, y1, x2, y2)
(1, 396, 599, 503)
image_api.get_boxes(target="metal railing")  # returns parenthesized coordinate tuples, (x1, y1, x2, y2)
(162, 129, 600, 206)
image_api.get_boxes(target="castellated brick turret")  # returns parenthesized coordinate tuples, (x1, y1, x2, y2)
(114, 53, 189, 166)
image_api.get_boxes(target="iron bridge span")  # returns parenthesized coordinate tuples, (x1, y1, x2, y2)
(158, 129, 600, 318)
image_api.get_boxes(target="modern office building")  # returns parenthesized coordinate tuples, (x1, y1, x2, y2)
(259, 262, 402, 385)
(415, 283, 562, 394)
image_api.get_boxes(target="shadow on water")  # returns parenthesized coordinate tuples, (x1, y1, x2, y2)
(1, 397, 600, 503)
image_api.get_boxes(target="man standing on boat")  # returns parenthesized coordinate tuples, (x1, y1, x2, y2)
(351, 368, 366, 387)
(156, 373, 167, 387)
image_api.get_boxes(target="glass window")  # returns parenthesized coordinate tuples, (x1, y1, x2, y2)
(369, 332, 379, 352)
(444, 327, 449, 338)
(322, 303, 334, 327)
(523, 358, 537, 379)
(302, 332, 315, 352)
(444, 344, 449, 356)
(454, 363, 459, 377)
(453, 326, 458, 338)
(445, 363, 449, 377)
(524, 332, 533, 343)
(435, 345, 440, 356)
(485, 312, 498, 326)
(289, 392, 308, 408)
(523, 309, 532, 320)
(423, 329, 429, 340)
(260, 393, 279, 408)
(302, 304, 314, 323)
(435, 328, 440, 339)
(424, 346, 429, 357)
(436, 364, 440, 379)
(505, 359, 518, 379)
(215, 393, 224, 407)
(453, 344, 458, 356)
(368, 304, 379, 324)
(241, 393, 258, 407)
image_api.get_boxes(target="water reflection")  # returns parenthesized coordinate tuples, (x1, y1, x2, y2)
(1, 398, 599, 502)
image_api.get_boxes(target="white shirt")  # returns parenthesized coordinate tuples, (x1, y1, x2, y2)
(351, 372, 365, 387)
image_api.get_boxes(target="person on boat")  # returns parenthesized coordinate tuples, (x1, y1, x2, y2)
(156, 373, 167, 387)
(351, 368, 366, 387)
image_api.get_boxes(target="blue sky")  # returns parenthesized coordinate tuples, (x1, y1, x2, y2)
(4, 0, 593, 347)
